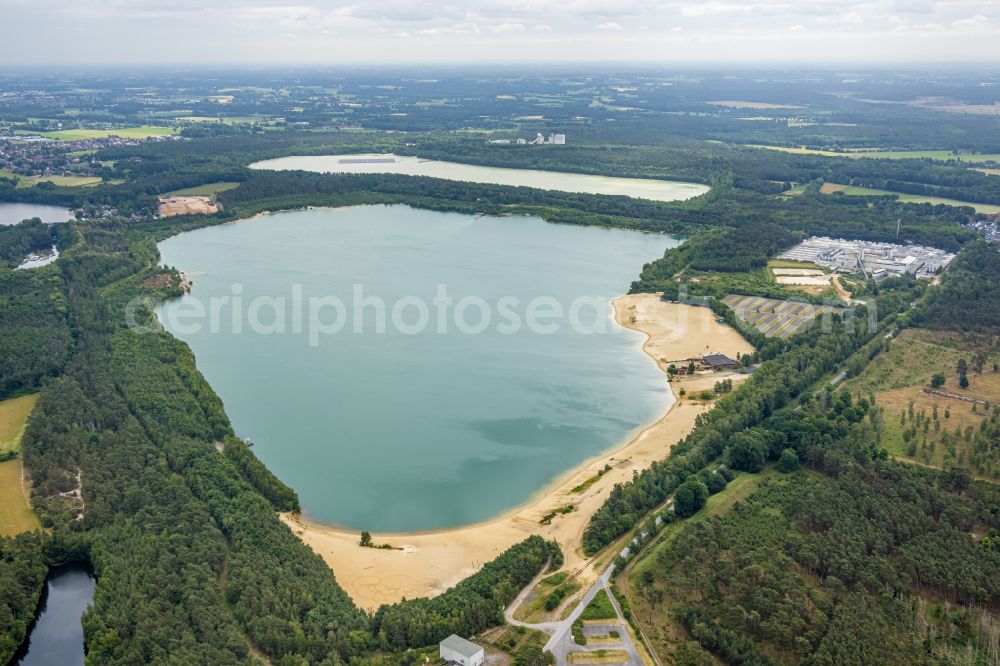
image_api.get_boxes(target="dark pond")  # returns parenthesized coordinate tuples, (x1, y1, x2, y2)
(14, 563, 95, 666)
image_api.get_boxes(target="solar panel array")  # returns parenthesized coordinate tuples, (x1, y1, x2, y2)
(721, 294, 844, 339)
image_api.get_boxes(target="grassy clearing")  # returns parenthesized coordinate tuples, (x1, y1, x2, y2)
(39, 125, 178, 140)
(821, 182, 1000, 214)
(513, 571, 582, 623)
(168, 181, 241, 197)
(568, 649, 631, 664)
(843, 329, 998, 395)
(0, 460, 39, 536)
(580, 589, 618, 622)
(0, 394, 38, 455)
(842, 329, 1000, 478)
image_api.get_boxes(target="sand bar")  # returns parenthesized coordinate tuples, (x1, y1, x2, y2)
(282, 293, 755, 610)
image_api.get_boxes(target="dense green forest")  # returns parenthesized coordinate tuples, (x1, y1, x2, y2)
(917, 240, 1000, 333)
(0, 263, 73, 399)
(629, 394, 1000, 664)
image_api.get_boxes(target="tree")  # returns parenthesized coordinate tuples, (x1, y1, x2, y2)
(960, 374, 970, 389)
(514, 643, 555, 666)
(728, 431, 768, 473)
(930, 373, 946, 389)
(699, 470, 727, 494)
(777, 448, 800, 473)
(360, 531, 372, 547)
(957, 358, 968, 377)
(674, 478, 709, 518)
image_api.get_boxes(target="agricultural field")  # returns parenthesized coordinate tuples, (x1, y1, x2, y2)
(842, 329, 1000, 479)
(16, 175, 104, 188)
(748, 145, 1000, 163)
(721, 294, 844, 338)
(820, 182, 1000, 214)
(0, 394, 38, 454)
(168, 181, 241, 196)
(37, 125, 178, 140)
(0, 394, 40, 536)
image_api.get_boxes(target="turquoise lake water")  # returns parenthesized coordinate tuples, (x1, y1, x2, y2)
(157, 205, 676, 531)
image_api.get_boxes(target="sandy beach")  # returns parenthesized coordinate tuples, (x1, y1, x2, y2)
(282, 293, 755, 610)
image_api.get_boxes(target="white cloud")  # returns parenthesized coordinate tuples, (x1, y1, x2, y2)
(492, 22, 525, 33)
(419, 22, 482, 35)
(3, 0, 1000, 63)
(952, 14, 989, 28)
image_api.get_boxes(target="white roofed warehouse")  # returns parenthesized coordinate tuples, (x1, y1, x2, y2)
(439, 634, 485, 666)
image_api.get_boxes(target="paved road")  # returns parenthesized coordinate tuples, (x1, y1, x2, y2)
(504, 551, 646, 664)
(544, 565, 641, 665)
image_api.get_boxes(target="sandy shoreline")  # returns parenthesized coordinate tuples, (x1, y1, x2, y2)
(281, 293, 755, 610)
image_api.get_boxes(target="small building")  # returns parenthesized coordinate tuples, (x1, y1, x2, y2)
(702, 353, 739, 371)
(439, 635, 485, 666)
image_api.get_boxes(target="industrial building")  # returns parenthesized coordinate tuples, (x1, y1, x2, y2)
(778, 236, 955, 280)
(439, 635, 485, 666)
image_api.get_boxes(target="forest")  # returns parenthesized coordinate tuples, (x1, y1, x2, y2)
(628, 393, 1000, 664)
(917, 240, 1000, 333)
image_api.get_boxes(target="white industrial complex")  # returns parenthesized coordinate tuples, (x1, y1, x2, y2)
(489, 133, 566, 146)
(778, 236, 956, 280)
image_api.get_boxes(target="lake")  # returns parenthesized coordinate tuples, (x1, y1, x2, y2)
(15, 564, 95, 666)
(157, 205, 676, 532)
(0, 203, 73, 226)
(249, 153, 710, 202)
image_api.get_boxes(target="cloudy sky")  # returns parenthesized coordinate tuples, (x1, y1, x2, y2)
(2, 0, 999, 65)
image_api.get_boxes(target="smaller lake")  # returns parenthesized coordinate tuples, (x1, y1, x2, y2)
(0, 203, 73, 226)
(249, 153, 710, 202)
(15, 563, 95, 666)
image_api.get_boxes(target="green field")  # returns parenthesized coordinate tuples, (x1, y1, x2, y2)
(0, 394, 38, 455)
(749, 145, 1000, 163)
(823, 183, 1000, 214)
(0, 394, 40, 537)
(1, 170, 117, 188)
(0, 460, 39, 536)
(39, 125, 178, 140)
(169, 181, 241, 196)
(16, 175, 104, 188)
